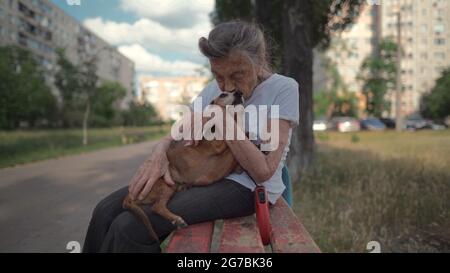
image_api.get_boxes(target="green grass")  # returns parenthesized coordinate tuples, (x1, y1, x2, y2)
(0, 125, 169, 169)
(293, 130, 450, 252)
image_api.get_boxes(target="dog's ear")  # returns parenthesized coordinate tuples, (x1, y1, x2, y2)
(209, 99, 215, 105)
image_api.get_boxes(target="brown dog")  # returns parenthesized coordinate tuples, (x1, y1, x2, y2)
(123, 91, 244, 242)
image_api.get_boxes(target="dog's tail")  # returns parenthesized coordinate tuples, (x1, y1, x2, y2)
(122, 196, 160, 243)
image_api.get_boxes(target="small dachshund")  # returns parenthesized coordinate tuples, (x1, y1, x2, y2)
(123, 91, 244, 242)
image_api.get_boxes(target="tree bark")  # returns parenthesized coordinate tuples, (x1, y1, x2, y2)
(282, 0, 315, 180)
(82, 99, 90, 146)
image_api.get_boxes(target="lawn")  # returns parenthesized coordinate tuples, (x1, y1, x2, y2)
(293, 130, 450, 252)
(0, 125, 169, 169)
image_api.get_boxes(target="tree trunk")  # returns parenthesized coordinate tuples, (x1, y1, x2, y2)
(83, 100, 90, 146)
(254, 0, 283, 71)
(282, 0, 315, 180)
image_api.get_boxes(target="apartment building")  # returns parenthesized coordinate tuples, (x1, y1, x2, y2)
(326, 0, 450, 117)
(0, 0, 135, 106)
(328, 4, 381, 94)
(381, 0, 450, 116)
(140, 76, 209, 121)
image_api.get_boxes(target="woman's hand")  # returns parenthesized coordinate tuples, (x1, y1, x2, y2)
(128, 138, 175, 201)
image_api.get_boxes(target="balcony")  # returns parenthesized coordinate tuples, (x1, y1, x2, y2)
(18, 1, 35, 20)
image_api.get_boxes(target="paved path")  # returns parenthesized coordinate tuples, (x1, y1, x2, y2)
(0, 141, 158, 253)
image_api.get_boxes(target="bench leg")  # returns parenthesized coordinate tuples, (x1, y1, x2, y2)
(282, 165, 293, 207)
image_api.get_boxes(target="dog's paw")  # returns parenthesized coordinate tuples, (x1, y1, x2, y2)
(172, 218, 188, 229)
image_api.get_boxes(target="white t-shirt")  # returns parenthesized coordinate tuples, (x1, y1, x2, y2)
(190, 73, 300, 204)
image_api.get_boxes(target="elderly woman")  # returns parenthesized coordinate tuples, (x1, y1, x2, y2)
(83, 21, 299, 253)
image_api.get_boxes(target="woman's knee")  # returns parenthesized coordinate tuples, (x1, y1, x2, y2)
(91, 187, 128, 220)
(109, 212, 156, 245)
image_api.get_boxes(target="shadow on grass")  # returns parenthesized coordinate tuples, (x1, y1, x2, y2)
(293, 144, 450, 253)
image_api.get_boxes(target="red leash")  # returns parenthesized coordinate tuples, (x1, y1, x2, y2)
(254, 186, 272, 245)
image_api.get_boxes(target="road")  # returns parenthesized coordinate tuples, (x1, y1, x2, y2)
(0, 141, 157, 253)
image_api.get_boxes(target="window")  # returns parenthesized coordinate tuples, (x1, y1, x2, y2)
(434, 24, 444, 34)
(349, 52, 359, 59)
(18, 32, 27, 46)
(27, 38, 39, 50)
(434, 52, 446, 59)
(435, 38, 446, 45)
(10, 15, 17, 25)
(420, 24, 427, 33)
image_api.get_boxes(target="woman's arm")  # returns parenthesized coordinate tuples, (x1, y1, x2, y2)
(225, 119, 291, 183)
(128, 133, 174, 200)
(129, 111, 209, 200)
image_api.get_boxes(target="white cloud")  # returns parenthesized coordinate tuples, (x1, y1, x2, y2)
(84, 17, 211, 60)
(82, 1, 214, 76)
(119, 0, 214, 28)
(118, 44, 202, 75)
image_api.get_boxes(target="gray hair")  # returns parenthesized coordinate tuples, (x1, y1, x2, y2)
(199, 21, 271, 72)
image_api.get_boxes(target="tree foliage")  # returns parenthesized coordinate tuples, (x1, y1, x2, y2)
(421, 68, 450, 120)
(90, 81, 127, 127)
(358, 39, 397, 118)
(54, 49, 84, 127)
(122, 101, 160, 127)
(0, 46, 57, 129)
(54, 50, 138, 131)
(314, 57, 358, 118)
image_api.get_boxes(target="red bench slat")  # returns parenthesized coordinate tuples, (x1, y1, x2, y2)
(269, 199, 321, 253)
(165, 221, 215, 253)
(218, 215, 265, 253)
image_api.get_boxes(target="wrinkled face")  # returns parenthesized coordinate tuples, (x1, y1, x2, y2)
(212, 90, 244, 107)
(210, 50, 260, 99)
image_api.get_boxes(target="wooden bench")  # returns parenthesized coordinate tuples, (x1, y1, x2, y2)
(164, 198, 321, 253)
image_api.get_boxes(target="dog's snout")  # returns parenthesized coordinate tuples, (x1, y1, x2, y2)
(232, 90, 244, 105)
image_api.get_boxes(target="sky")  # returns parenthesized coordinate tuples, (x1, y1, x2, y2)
(51, 0, 215, 78)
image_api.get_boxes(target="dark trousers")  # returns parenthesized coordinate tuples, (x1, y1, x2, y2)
(83, 179, 255, 253)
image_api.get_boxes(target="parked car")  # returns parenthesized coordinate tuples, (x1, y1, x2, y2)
(430, 123, 447, 130)
(313, 119, 328, 131)
(360, 118, 386, 131)
(404, 117, 430, 130)
(328, 117, 360, 132)
(379, 118, 396, 129)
